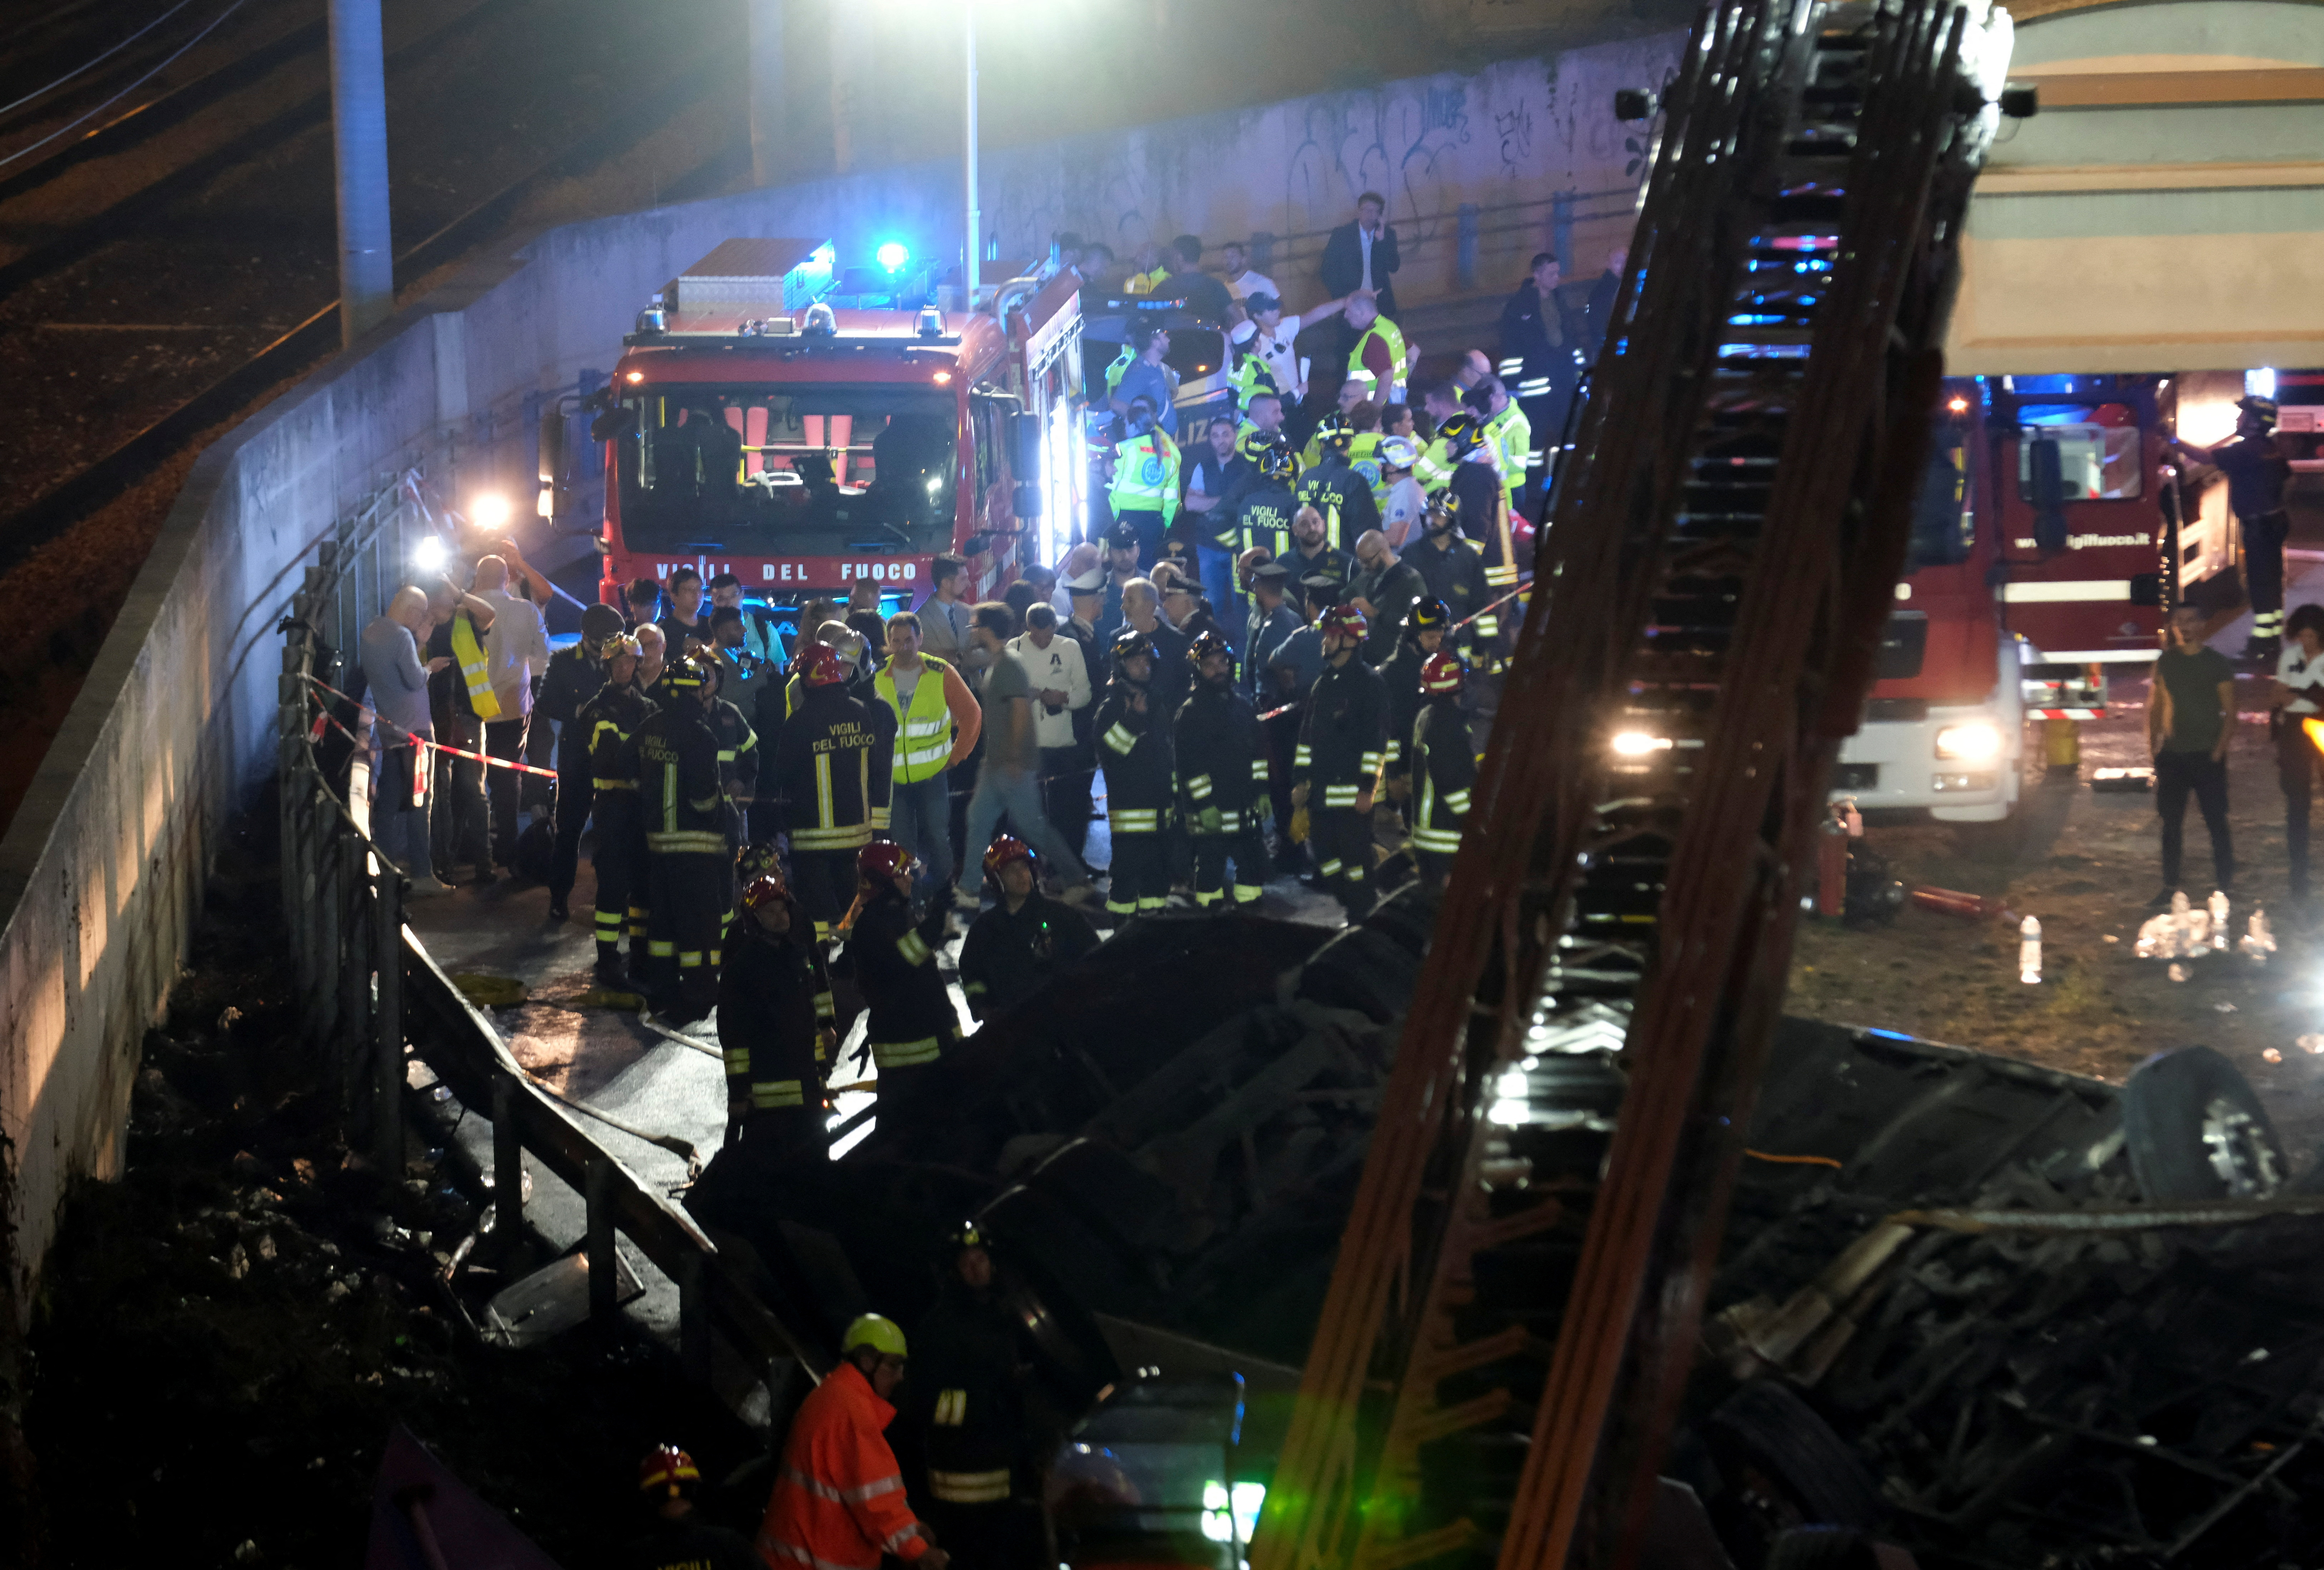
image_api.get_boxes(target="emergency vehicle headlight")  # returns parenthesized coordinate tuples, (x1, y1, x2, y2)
(1935, 722, 2003, 761)
(1610, 732, 1673, 757)
(471, 493, 512, 530)
(916, 305, 946, 339)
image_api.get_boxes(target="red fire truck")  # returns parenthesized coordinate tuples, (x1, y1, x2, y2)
(1833, 373, 2231, 822)
(580, 239, 1088, 623)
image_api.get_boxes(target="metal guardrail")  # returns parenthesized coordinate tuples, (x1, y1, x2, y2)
(274, 478, 821, 1388)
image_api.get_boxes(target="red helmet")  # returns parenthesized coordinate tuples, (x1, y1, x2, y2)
(983, 834, 1035, 878)
(741, 871, 793, 912)
(858, 839, 917, 884)
(799, 643, 849, 687)
(1421, 651, 1466, 696)
(639, 1444, 699, 1496)
(1321, 605, 1368, 643)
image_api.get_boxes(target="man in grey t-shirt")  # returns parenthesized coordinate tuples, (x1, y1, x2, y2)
(359, 585, 454, 894)
(952, 602, 1096, 909)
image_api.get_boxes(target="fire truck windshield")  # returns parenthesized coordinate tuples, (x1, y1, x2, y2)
(612, 383, 957, 552)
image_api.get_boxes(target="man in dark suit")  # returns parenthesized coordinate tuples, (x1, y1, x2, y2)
(1320, 192, 1400, 348)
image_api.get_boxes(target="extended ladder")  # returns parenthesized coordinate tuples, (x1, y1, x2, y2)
(1252, 4, 2020, 1569)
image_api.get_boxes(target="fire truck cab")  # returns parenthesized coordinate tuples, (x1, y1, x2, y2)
(1836, 374, 2225, 822)
(586, 239, 1088, 624)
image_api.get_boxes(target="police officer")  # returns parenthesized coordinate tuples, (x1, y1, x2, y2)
(1232, 439, 1303, 568)
(1376, 598, 1448, 816)
(1297, 417, 1383, 551)
(1107, 396, 1181, 571)
(578, 633, 654, 981)
(773, 643, 894, 942)
(1410, 652, 1476, 891)
(1175, 630, 1271, 907)
(1093, 628, 1175, 917)
(542, 603, 620, 922)
(911, 1225, 1044, 1570)
(2176, 395, 2294, 658)
(1293, 606, 1387, 919)
(838, 840, 957, 1114)
(957, 836, 1101, 1021)
(718, 870, 835, 1157)
(635, 654, 732, 1020)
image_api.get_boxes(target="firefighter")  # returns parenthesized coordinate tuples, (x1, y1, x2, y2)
(1404, 492, 1496, 653)
(1174, 630, 1271, 907)
(718, 870, 836, 1156)
(541, 602, 620, 922)
(1107, 397, 1181, 571)
(2175, 395, 2294, 658)
(957, 836, 1100, 1021)
(1297, 417, 1383, 552)
(1410, 651, 1476, 891)
(1293, 606, 1387, 919)
(774, 643, 895, 941)
(1092, 628, 1175, 916)
(758, 1314, 949, 1570)
(1376, 598, 1448, 816)
(838, 840, 957, 1113)
(702, 657, 760, 869)
(579, 633, 653, 982)
(634, 653, 733, 1021)
(1436, 412, 1519, 588)
(1231, 438, 1302, 568)
(624, 1444, 758, 1570)
(910, 1225, 1043, 1570)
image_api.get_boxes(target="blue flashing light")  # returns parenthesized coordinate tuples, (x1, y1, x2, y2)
(875, 241, 910, 273)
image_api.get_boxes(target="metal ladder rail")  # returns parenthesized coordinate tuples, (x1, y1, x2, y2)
(1502, 7, 2000, 1567)
(1250, 7, 1829, 1570)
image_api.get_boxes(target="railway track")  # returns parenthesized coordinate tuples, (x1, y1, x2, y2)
(0, 0, 742, 576)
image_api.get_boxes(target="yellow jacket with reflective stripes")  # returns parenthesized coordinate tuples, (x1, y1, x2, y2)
(874, 656, 969, 785)
(449, 612, 501, 720)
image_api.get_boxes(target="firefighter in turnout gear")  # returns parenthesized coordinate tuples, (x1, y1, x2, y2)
(1232, 439, 1302, 567)
(758, 1314, 949, 1570)
(1174, 631, 1271, 907)
(774, 643, 895, 939)
(621, 1444, 759, 1570)
(1404, 492, 1496, 650)
(717, 871, 835, 1158)
(703, 658, 760, 867)
(1411, 652, 1475, 891)
(542, 602, 619, 922)
(838, 840, 957, 1114)
(579, 634, 654, 981)
(1375, 598, 1449, 815)
(957, 836, 1099, 1021)
(909, 1225, 1046, 1570)
(1093, 628, 1176, 916)
(1294, 606, 1387, 919)
(634, 654, 732, 1021)
(1297, 417, 1383, 552)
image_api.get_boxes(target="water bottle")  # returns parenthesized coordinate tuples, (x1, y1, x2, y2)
(2019, 914, 2042, 984)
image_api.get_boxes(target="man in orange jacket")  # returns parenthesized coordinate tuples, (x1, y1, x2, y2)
(760, 1314, 951, 1570)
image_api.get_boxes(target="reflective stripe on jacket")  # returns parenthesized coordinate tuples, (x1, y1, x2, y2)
(876, 656, 960, 784)
(449, 613, 501, 720)
(759, 1362, 927, 1570)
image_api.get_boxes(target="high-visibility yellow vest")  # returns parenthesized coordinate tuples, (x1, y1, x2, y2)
(1484, 402, 1532, 505)
(1109, 432, 1180, 522)
(450, 613, 500, 720)
(875, 656, 960, 784)
(1346, 318, 1409, 402)
(1104, 344, 1137, 396)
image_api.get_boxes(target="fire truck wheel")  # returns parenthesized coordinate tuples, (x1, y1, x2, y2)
(2122, 1045, 2287, 1202)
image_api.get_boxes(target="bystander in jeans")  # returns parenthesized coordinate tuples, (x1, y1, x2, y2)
(1009, 603, 1094, 859)
(872, 611, 981, 900)
(359, 585, 454, 896)
(424, 577, 498, 882)
(2271, 602, 2324, 905)
(953, 604, 1094, 908)
(2150, 602, 2238, 906)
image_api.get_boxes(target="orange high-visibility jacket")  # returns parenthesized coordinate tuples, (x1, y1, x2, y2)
(758, 1362, 930, 1570)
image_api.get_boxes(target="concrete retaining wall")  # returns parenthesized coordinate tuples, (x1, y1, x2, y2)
(0, 29, 1676, 1313)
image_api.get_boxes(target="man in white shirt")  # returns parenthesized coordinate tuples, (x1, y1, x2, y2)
(1218, 241, 1277, 307)
(471, 554, 548, 865)
(1228, 291, 1360, 410)
(1009, 602, 1094, 855)
(1376, 436, 1427, 548)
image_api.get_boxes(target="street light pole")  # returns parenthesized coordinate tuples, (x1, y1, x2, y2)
(963, 0, 980, 304)
(328, 0, 394, 346)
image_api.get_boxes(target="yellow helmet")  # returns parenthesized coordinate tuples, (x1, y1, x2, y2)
(842, 1312, 909, 1360)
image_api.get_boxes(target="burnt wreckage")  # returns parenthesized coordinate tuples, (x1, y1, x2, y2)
(687, 0, 2324, 1565)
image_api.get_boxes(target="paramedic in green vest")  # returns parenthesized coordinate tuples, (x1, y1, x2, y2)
(1107, 395, 1181, 571)
(1471, 373, 1535, 521)
(423, 575, 498, 884)
(1344, 292, 1409, 407)
(875, 611, 983, 901)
